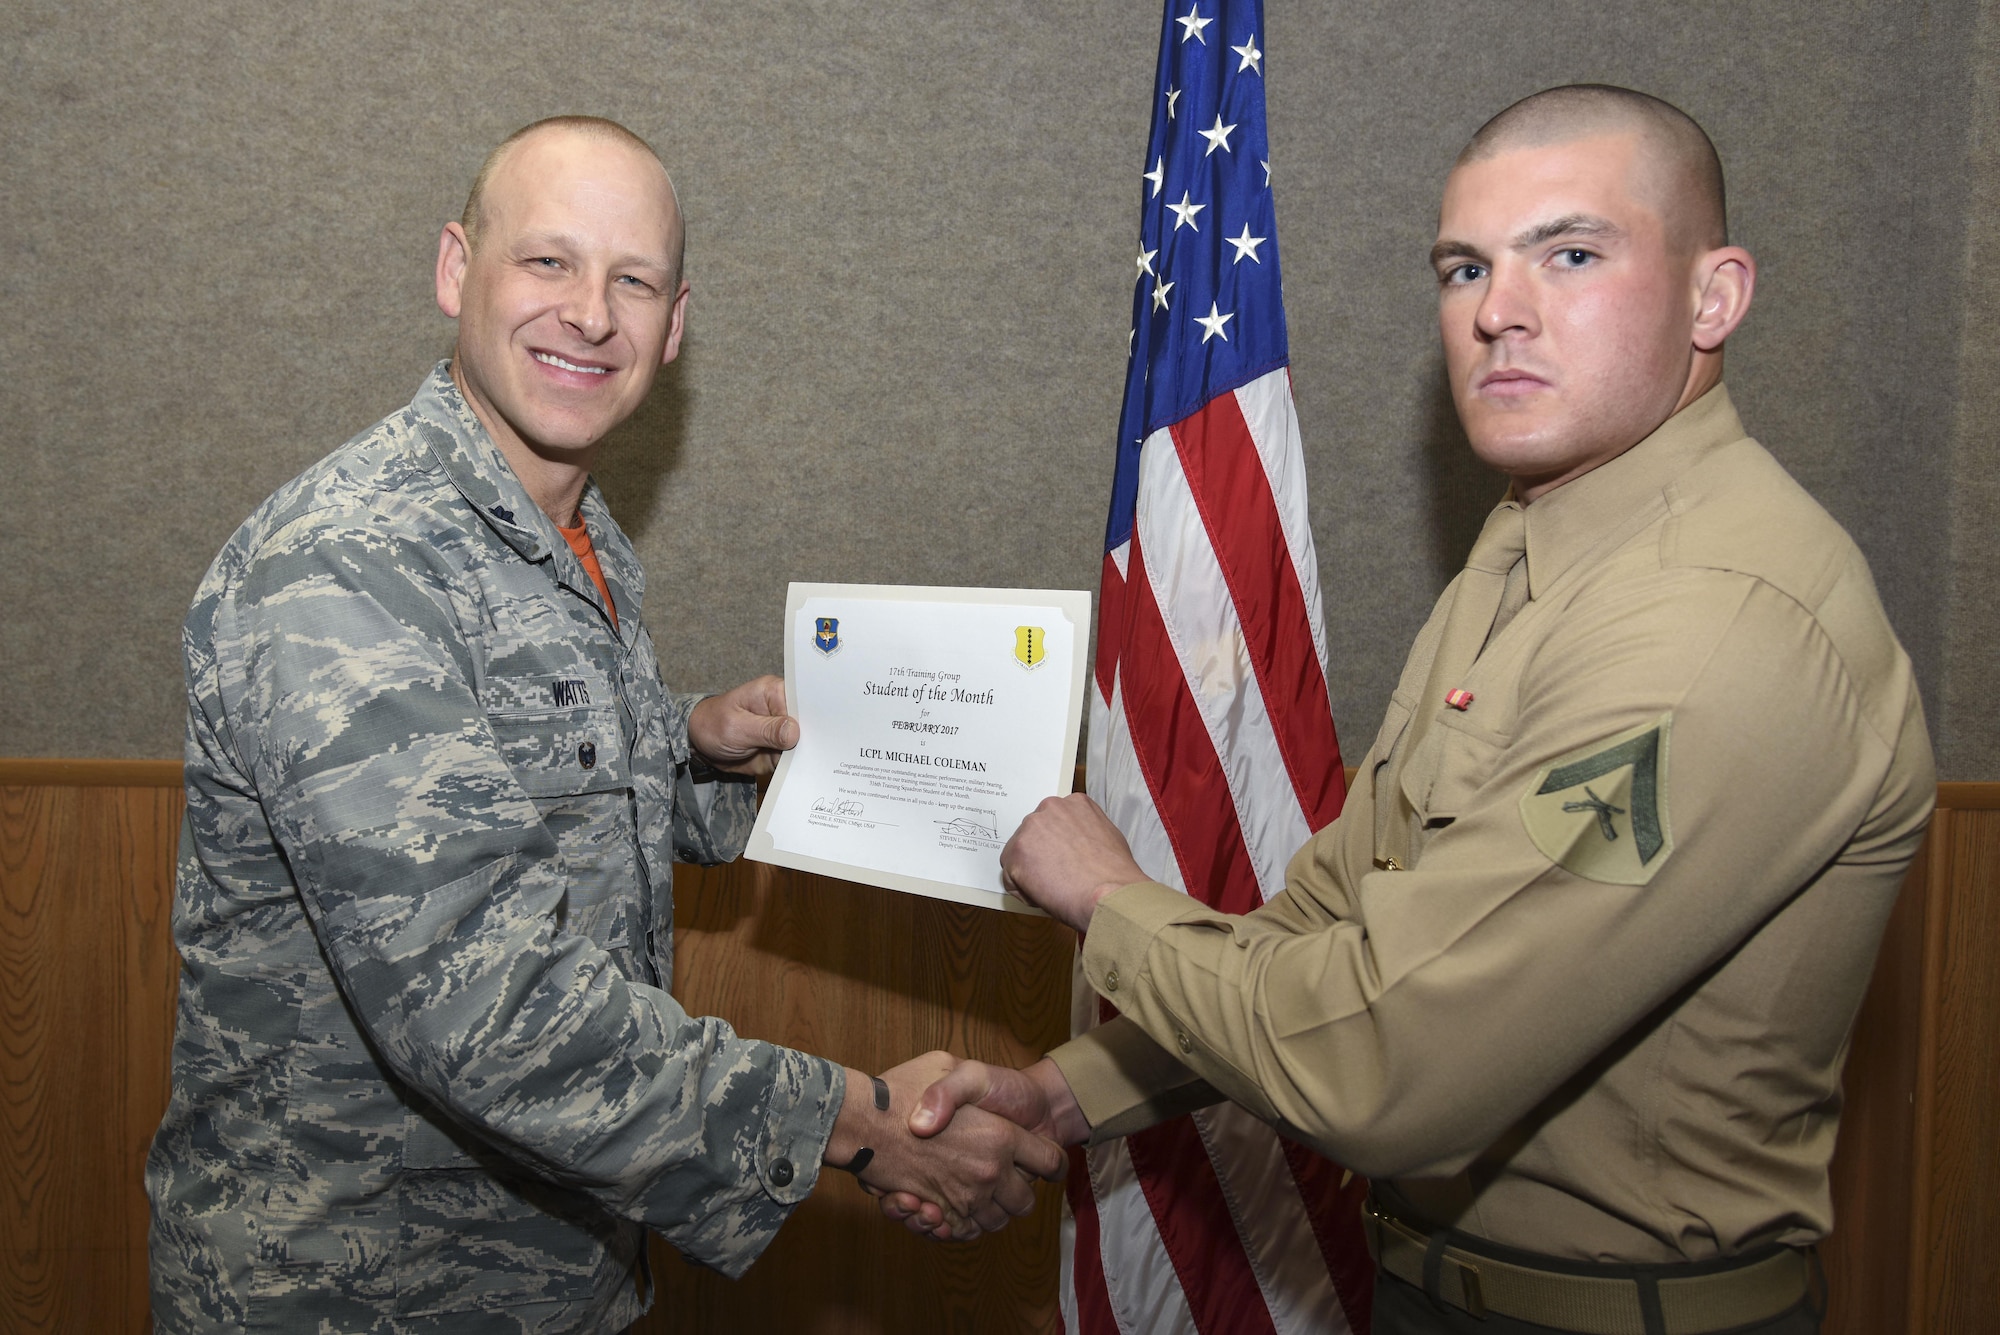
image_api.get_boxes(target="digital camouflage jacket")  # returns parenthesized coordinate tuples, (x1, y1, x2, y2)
(147, 364, 843, 1334)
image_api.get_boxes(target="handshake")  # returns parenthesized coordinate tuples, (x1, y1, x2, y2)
(820, 1051, 1092, 1242)
(815, 793, 1153, 1240)
(810, 793, 1154, 1239)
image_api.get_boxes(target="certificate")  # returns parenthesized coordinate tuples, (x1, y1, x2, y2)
(745, 583, 1091, 914)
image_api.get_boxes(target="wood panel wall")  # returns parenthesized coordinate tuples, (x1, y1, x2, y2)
(1, 766, 183, 1334)
(1906, 796, 2000, 1333)
(640, 858, 1073, 1333)
(1, 761, 1994, 1333)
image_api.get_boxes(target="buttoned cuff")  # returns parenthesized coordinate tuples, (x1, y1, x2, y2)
(1081, 879, 1210, 999)
(753, 1052, 844, 1209)
(1049, 1015, 1223, 1144)
(672, 759, 759, 867)
(1046, 881, 1230, 1142)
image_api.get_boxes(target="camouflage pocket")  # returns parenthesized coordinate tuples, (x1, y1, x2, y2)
(488, 706, 628, 798)
(393, 1156, 618, 1317)
(392, 1105, 616, 1316)
(403, 1106, 481, 1170)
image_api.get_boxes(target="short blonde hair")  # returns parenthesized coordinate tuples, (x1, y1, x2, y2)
(1461, 85, 1727, 251)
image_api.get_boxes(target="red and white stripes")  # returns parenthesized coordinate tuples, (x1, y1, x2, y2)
(1064, 367, 1372, 1335)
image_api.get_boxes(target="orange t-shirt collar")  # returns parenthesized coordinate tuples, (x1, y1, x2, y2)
(555, 516, 619, 631)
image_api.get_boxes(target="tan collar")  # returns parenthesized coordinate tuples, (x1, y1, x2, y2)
(1520, 385, 1749, 599)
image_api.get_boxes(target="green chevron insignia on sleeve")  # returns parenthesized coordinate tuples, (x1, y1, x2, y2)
(1519, 714, 1674, 885)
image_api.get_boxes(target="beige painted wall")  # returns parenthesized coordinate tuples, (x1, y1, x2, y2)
(3, 0, 1993, 778)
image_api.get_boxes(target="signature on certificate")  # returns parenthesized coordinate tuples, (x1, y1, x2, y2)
(812, 796, 866, 818)
(933, 811, 999, 842)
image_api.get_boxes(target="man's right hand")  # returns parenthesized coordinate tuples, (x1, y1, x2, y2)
(826, 1052, 1066, 1242)
(874, 1056, 1090, 1238)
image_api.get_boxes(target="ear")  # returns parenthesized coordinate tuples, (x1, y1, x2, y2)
(659, 279, 692, 366)
(436, 222, 471, 319)
(1691, 246, 1755, 352)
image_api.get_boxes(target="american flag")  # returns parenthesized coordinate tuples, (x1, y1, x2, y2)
(1062, 3, 1374, 1332)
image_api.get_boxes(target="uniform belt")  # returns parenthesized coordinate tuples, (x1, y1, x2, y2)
(1361, 1198, 1810, 1335)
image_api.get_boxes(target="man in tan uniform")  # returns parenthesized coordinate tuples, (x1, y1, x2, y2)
(888, 86, 1936, 1334)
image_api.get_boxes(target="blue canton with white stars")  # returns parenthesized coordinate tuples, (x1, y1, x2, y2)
(1108, 0, 1286, 553)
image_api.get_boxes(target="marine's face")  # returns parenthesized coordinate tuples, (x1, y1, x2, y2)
(1432, 132, 1698, 500)
(437, 130, 686, 462)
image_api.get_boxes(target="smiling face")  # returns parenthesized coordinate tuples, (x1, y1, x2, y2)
(1431, 131, 1714, 499)
(436, 127, 687, 470)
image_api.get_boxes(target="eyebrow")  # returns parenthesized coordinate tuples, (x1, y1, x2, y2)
(1429, 213, 1626, 269)
(1514, 213, 1625, 248)
(514, 230, 674, 272)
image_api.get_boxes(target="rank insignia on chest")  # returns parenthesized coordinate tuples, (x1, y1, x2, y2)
(1519, 714, 1675, 885)
(814, 617, 841, 656)
(1013, 625, 1046, 670)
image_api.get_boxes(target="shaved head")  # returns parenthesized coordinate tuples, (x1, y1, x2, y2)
(1432, 84, 1756, 498)
(462, 116, 683, 280)
(1460, 85, 1726, 254)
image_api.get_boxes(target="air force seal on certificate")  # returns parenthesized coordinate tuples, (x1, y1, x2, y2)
(1520, 714, 1674, 885)
(1013, 625, 1046, 670)
(814, 617, 841, 656)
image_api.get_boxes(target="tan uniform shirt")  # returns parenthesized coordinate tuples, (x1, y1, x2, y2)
(1048, 386, 1935, 1264)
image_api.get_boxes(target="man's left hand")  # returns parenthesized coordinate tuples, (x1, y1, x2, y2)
(688, 675, 798, 776)
(1000, 794, 1146, 934)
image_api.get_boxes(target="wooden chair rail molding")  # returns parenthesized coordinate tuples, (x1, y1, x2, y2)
(2, 760, 1995, 1334)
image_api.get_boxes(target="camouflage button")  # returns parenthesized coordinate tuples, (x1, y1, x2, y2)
(770, 1158, 795, 1187)
(1176, 1029, 1193, 1054)
(1104, 968, 1120, 992)
(578, 741, 597, 769)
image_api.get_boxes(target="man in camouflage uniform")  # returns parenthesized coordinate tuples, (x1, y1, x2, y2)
(147, 116, 1061, 1334)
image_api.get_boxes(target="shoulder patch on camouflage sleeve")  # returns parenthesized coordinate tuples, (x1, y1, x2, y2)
(1519, 714, 1674, 885)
